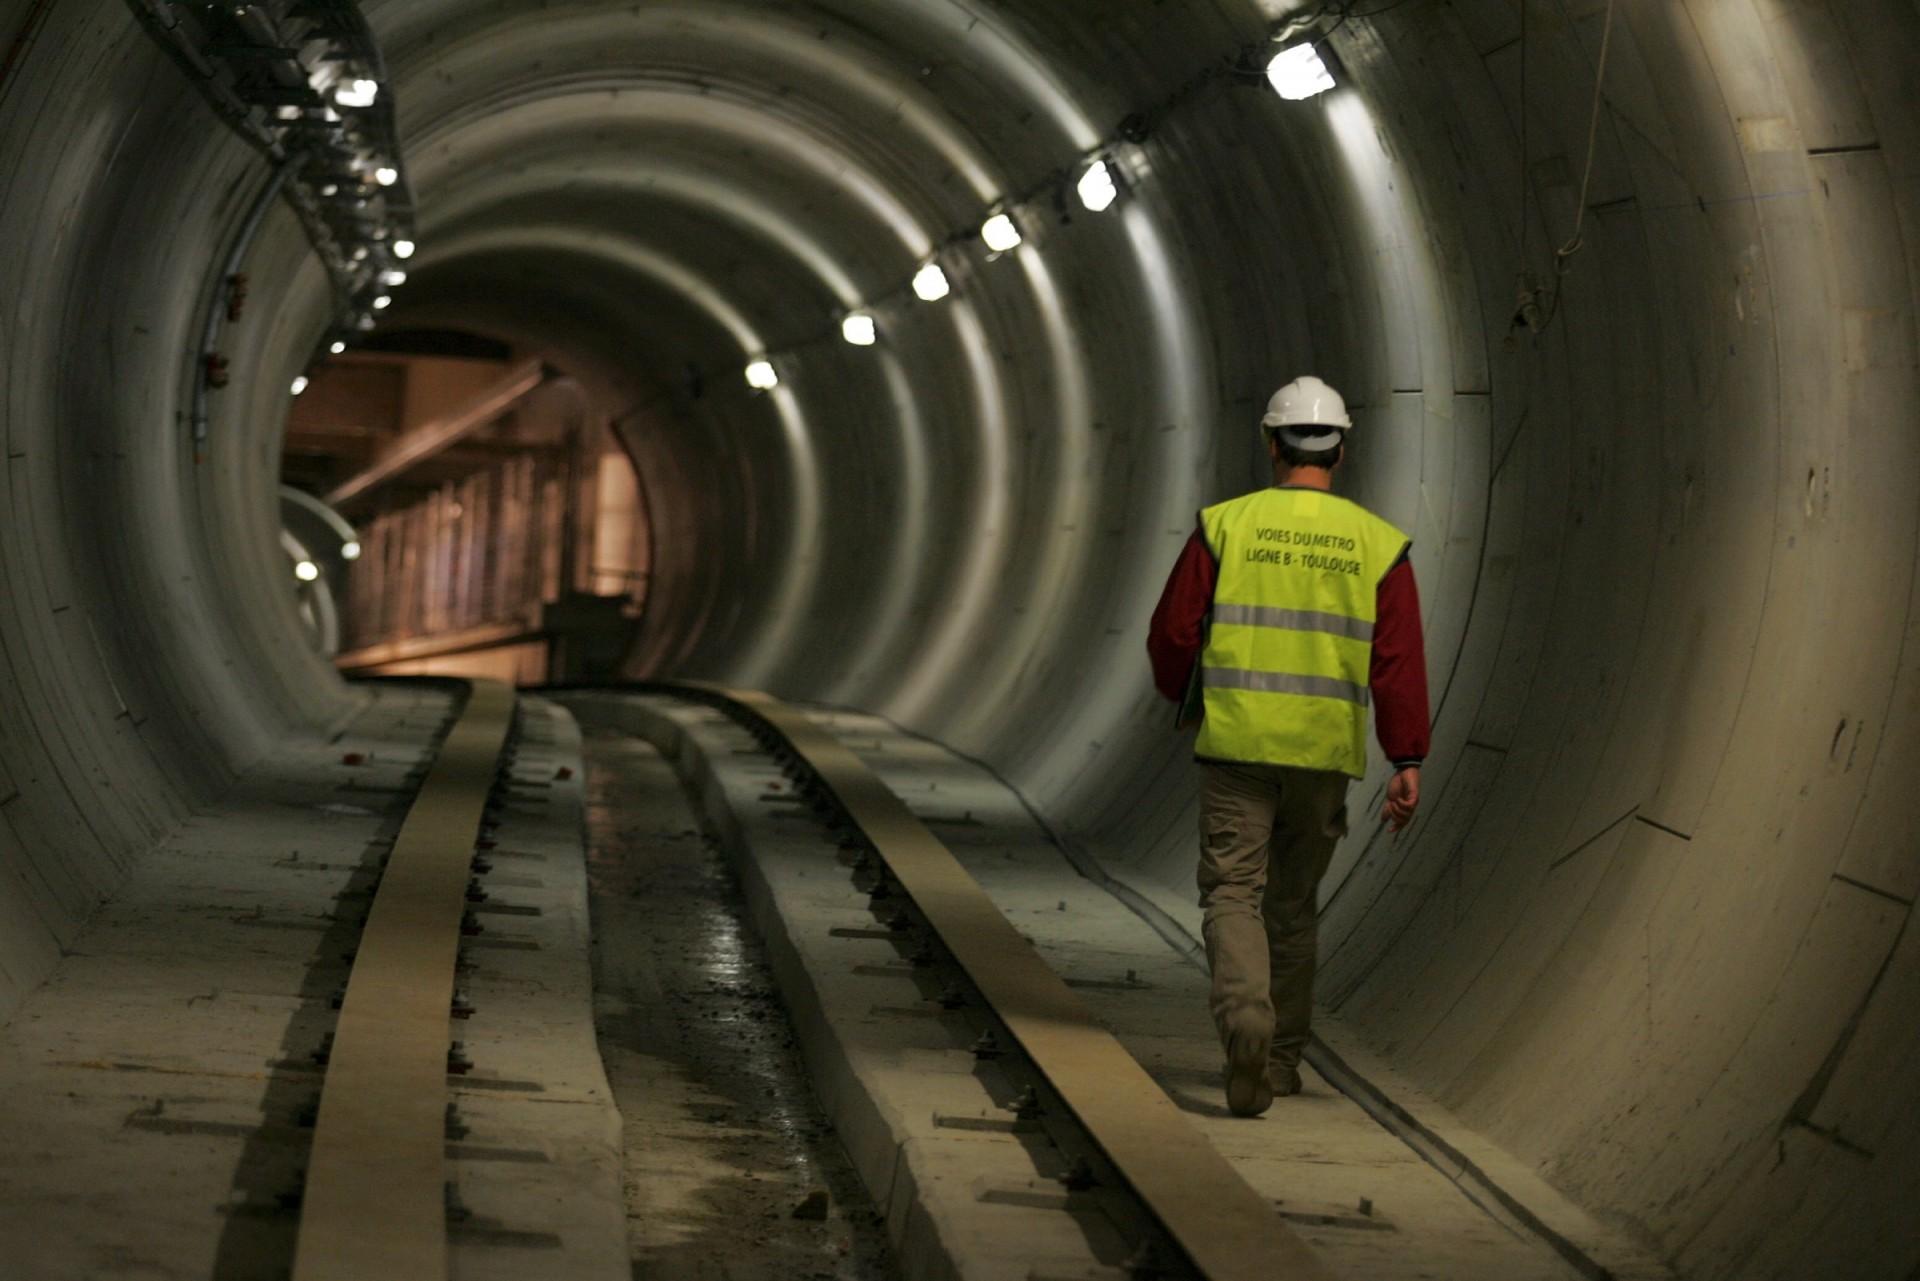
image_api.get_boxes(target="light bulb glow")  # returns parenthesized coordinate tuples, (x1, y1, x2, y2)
(981, 213, 1023, 253)
(340, 541, 362, 561)
(392, 239, 416, 259)
(744, 359, 779, 390)
(374, 166, 398, 187)
(294, 560, 320, 582)
(1077, 160, 1118, 213)
(329, 340, 346, 354)
(1266, 43, 1336, 100)
(290, 375, 309, 396)
(381, 269, 407, 286)
(335, 78, 379, 108)
(912, 262, 951, 302)
(372, 295, 392, 310)
(841, 312, 877, 346)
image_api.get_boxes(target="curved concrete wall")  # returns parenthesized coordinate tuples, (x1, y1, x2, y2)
(0, 2, 362, 1015)
(1, 2, 1915, 1276)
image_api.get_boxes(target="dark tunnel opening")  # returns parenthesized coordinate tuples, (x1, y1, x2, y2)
(281, 326, 652, 682)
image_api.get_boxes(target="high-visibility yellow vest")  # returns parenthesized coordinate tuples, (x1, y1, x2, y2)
(1193, 487, 1409, 777)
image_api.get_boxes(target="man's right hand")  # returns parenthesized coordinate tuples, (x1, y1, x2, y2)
(1382, 766, 1420, 832)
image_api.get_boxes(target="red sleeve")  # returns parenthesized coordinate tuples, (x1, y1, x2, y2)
(1147, 529, 1217, 701)
(1371, 557, 1431, 765)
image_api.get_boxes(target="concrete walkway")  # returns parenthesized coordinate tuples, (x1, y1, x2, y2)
(0, 686, 627, 1281)
(814, 705, 1669, 1281)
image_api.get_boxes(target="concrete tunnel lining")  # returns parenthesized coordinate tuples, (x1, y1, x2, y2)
(1, 1, 1917, 1277)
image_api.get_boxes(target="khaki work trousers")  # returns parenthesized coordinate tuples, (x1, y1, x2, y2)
(1196, 762, 1349, 1072)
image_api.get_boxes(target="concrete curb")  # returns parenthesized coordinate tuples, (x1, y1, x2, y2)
(449, 696, 629, 1280)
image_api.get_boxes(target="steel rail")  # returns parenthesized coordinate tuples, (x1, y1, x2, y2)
(694, 684, 1334, 1281)
(291, 679, 517, 1281)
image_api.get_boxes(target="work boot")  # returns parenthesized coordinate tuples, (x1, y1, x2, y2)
(1269, 1061, 1303, 1098)
(1225, 1022, 1274, 1117)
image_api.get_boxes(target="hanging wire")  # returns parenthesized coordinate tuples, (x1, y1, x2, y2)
(739, 42, 1247, 364)
(1519, 0, 1529, 256)
(1324, 0, 1423, 42)
(749, 0, 1424, 373)
(1513, 0, 1618, 336)
(1553, 0, 1617, 274)
(1512, 0, 1538, 337)
(0, 0, 56, 108)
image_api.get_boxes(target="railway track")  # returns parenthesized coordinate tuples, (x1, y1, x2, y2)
(291, 680, 519, 1281)
(668, 683, 1333, 1281)
(287, 678, 1655, 1281)
(287, 677, 1330, 1279)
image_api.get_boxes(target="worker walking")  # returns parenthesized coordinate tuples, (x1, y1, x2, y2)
(1148, 375, 1431, 1118)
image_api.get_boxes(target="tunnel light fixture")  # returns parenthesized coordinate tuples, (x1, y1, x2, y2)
(744, 359, 780, 391)
(1077, 160, 1119, 213)
(981, 213, 1023, 253)
(372, 295, 392, 310)
(290, 375, 310, 396)
(357, 315, 376, 331)
(912, 262, 951, 302)
(1266, 42, 1336, 100)
(341, 540, 362, 561)
(294, 559, 320, 582)
(381, 269, 407, 287)
(329, 340, 347, 355)
(392, 239, 416, 260)
(374, 166, 399, 188)
(841, 312, 878, 346)
(335, 78, 379, 109)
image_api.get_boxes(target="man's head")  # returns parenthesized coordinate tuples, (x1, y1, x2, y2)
(1260, 374, 1351, 476)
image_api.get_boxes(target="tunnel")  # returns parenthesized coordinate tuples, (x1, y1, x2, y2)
(1, 1, 1916, 1278)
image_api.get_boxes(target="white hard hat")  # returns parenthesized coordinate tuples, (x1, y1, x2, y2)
(1260, 375, 1352, 451)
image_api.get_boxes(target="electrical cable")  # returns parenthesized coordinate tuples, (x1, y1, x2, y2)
(1513, 0, 1536, 336)
(0, 0, 56, 108)
(1519, 0, 1528, 241)
(1324, 0, 1423, 43)
(1513, 0, 1618, 337)
(1553, 0, 1616, 274)
(745, 1, 1389, 379)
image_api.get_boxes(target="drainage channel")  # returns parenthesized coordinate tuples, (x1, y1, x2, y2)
(580, 722, 898, 1278)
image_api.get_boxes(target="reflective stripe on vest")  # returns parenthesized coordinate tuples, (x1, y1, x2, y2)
(1193, 488, 1408, 778)
(1203, 667, 1370, 706)
(1209, 604, 1375, 644)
